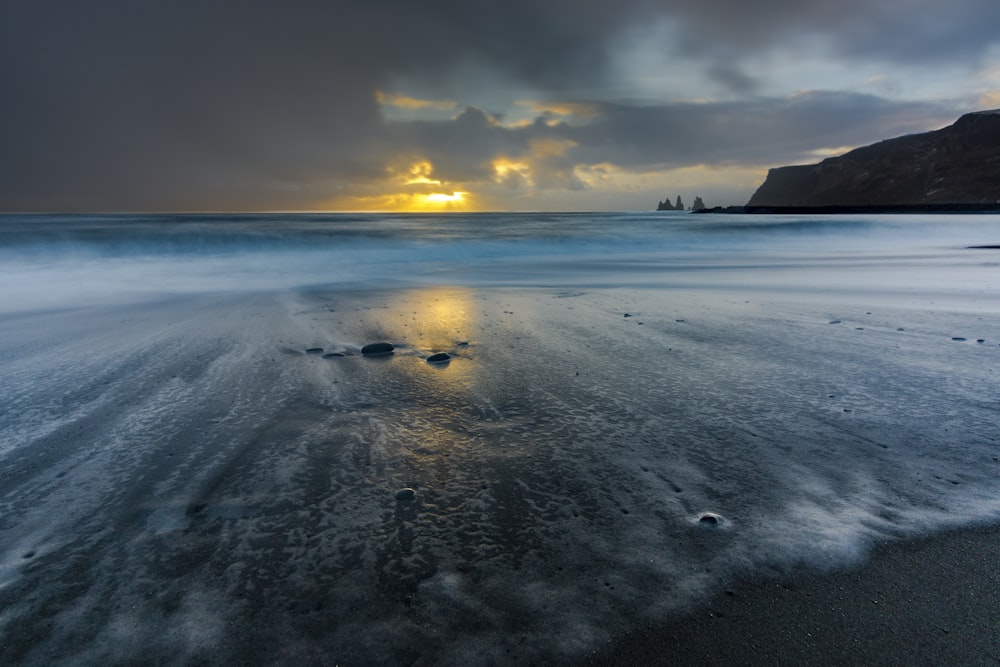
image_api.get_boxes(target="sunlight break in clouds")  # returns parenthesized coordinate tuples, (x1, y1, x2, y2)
(2, 0, 999, 211)
(328, 191, 474, 212)
(376, 91, 458, 111)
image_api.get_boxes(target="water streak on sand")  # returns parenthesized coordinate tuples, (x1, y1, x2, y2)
(1, 213, 999, 663)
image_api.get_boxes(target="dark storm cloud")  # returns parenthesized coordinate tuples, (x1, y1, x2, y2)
(564, 93, 956, 169)
(0, 0, 996, 210)
(383, 92, 954, 187)
(664, 0, 1000, 64)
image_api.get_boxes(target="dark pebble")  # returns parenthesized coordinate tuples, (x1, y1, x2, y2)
(22, 551, 35, 559)
(977, 339, 985, 343)
(395, 488, 416, 501)
(698, 512, 722, 526)
(829, 320, 842, 324)
(897, 328, 905, 331)
(624, 313, 632, 318)
(952, 337, 967, 342)
(362, 342, 395, 356)
(305, 348, 324, 354)
(427, 352, 451, 364)
(323, 352, 346, 358)
(457, 341, 469, 346)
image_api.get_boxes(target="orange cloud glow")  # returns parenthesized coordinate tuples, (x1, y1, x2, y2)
(375, 91, 458, 111)
(403, 160, 442, 185)
(492, 158, 533, 187)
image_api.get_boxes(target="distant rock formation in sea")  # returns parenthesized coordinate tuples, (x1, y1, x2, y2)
(657, 194, 706, 211)
(747, 110, 1000, 211)
(657, 196, 681, 211)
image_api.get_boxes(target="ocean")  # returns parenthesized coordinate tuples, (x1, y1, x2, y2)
(1, 212, 998, 663)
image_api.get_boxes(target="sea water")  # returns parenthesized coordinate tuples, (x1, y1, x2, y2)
(1, 212, 998, 312)
(1, 212, 998, 663)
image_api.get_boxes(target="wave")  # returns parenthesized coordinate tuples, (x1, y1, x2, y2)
(2, 212, 999, 314)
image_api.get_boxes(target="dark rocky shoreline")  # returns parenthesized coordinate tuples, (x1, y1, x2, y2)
(693, 203, 1000, 214)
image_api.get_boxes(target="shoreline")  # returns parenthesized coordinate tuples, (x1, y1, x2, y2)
(592, 522, 1000, 664)
(689, 203, 1000, 215)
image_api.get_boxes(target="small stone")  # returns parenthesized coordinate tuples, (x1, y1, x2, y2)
(952, 337, 967, 342)
(698, 512, 722, 526)
(426, 352, 451, 364)
(395, 488, 416, 501)
(305, 348, 324, 354)
(977, 339, 986, 343)
(457, 341, 469, 346)
(362, 342, 395, 356)
(624, 313, 632, 318)
(897, 328, 905, 331)
(323, 352, 346, 358)
(829, 320, 842, 324)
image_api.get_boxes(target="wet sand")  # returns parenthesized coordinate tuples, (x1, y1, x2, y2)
(596, 523, 1000, 665)
(1, 284, 999, 664)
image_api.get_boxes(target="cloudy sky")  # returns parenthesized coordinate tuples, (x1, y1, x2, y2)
(2, 0, 999, 212)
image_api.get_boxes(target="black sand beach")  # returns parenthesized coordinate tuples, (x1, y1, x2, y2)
(598, 524, 1000, 665)
(2, 213, 1000, 664)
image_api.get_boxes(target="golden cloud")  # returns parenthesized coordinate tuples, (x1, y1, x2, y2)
(375, 91, 458, 111)
(491, 158, 533, 188)
(528, 138, 578, 158)
(402, 160, 442, 185)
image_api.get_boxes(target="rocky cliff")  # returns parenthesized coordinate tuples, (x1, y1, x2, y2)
(747, 110, 1000, 209)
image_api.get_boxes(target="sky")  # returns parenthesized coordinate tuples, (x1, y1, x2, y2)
(2, 0, 999, 213)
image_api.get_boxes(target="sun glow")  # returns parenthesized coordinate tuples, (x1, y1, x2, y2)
(424, 192, 466, 203)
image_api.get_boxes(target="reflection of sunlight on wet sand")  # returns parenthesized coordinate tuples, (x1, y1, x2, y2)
(387, 286, 479, 396)
(390, 286, 476, 351)
(364, 287, 489, 478)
